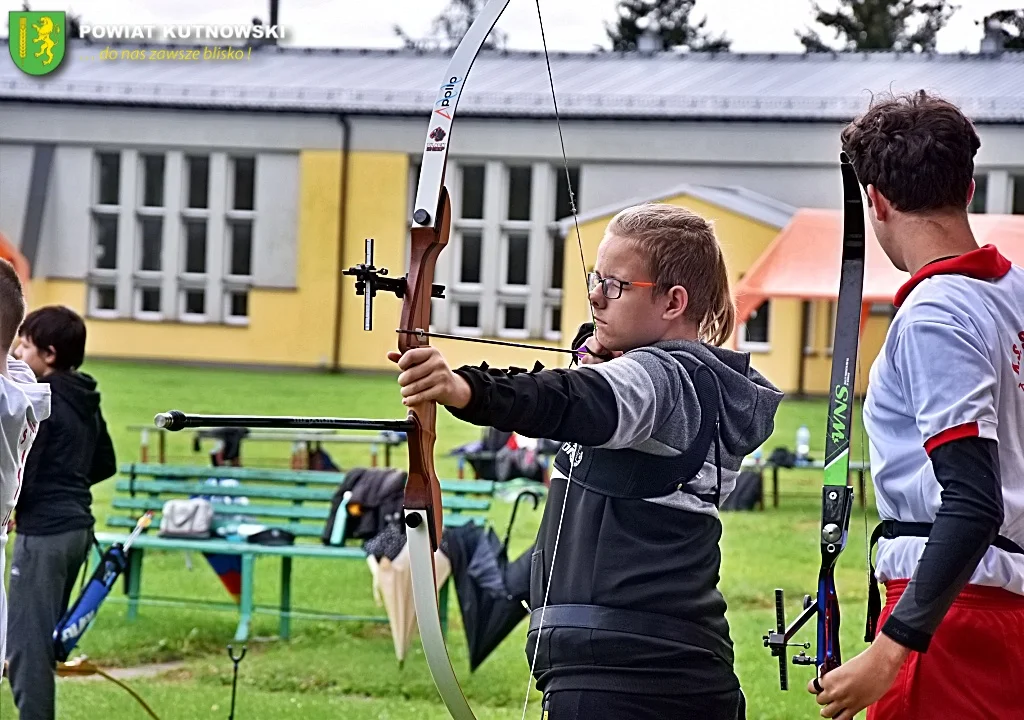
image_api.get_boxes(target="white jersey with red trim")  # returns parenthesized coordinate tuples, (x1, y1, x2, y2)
(0, 357, 50, 677)
(864, 245, 1024, 594)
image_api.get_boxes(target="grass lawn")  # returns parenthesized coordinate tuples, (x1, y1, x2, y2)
(1, 359, 877, 720)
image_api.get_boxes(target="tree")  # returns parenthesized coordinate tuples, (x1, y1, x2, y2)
(394, 0, 508, 52)
(605, 0, 730, 53)
(797, 0, 959, 53)
(983, 9, 1024, 51)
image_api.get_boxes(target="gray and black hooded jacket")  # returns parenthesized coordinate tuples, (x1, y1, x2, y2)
(450, 339, 782, 696)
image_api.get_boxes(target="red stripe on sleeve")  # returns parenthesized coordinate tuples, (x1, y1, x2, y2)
(924, 422, 980, 455)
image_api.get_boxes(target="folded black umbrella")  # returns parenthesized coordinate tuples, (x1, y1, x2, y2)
(444, 490, 540, 670)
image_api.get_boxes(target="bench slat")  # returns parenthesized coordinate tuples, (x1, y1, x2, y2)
(112, 497, 328, 520)
(116, 479, 333, 501)
(119, 463, 496, 495)
(93, 532, 370, 559)
(121, 463, 346, 485)
(114, 480, 494, 511)
(106, 515, 324, 538)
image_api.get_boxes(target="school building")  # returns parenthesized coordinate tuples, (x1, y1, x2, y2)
(2, 41, 1023, 395)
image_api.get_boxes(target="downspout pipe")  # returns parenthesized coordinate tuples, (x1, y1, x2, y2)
(330, 113, 352, 373)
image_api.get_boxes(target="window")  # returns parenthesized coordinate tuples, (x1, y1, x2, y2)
(183, 220, 207, 274)
(456, 302, 480, 330)
(459, 231, 482, 284)
(555, 166, 579, 221)
(504, 232, 529, 286)
(739, 301, 771, 350)
(1013, 175, 1024, 215)
(969, 174, 988, 214)
(93, 215, 118, 270)
(141, 154, 165, 208)
(86, 149, 262, 325)
(802, 302, 815, 354)
(89, 152, 121, 317)
(435, 162, 578, 341)
(133, 155, 166, 319)
(507, 167, 531, 221)
(223, 157, 256, 324)
(232, 157, 256, 212)
(460, 165, 485, 220)
(187, 156, 209, 209)
(97, 153, 120, 205)
(824, 301, 836, 353)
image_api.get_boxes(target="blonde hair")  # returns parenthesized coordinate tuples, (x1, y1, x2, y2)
(607, 203, 735, 346)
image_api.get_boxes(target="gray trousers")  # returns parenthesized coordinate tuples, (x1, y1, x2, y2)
(7, 529, 92, 720)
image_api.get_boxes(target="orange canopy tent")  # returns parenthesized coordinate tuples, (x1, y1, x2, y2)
(733, 209, 1024, 328)
(0, 231, 31, 290)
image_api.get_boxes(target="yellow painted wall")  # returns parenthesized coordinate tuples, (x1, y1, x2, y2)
(801, 301, 890, 396)
(31, 149, 895, 389)
(27, 151, 343, 367)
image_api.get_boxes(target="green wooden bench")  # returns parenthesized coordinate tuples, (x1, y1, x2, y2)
(93, 463, 497, 643)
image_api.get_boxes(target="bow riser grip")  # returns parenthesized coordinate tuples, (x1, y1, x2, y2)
(404, 405, 444, 550)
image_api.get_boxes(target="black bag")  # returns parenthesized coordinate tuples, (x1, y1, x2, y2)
(721, 470, 763, 512)
(322, 467, 407, 546)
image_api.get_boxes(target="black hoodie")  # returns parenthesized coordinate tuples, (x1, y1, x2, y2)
(15, 370, 117, 536)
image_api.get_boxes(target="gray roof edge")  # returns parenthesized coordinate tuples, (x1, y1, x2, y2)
(55, 41, 1024, 62)
(556, 184, 798, 235)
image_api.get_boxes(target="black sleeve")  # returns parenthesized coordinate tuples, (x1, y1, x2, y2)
(882, 436, 1004, 652)
(19, 417, 49, 499)
(88, 408, 117, 485)
(448, 363, 618, 446)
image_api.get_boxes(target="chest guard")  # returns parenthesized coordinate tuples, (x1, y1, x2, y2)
(552, 360, 722, 502)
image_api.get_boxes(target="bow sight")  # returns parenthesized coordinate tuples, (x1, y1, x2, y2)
(343, 238, 445, 331)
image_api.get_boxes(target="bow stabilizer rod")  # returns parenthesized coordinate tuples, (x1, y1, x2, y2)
(154, 410, 414, 433)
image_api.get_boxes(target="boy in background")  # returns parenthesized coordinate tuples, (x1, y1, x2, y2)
(0, 259, 51, 680)
(7, 305, 116, 720)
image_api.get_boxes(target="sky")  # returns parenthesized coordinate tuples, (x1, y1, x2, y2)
(1, 0, 1016, 54)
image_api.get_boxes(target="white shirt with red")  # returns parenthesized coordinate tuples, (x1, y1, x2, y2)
(864, 244, 1024, 594)
(0, 357, 50, 675)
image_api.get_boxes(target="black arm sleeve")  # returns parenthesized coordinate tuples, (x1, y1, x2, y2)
(882, 436, 1004, 652)
(19, 418, 48, 500)
(448, 364, 618, 446)
(89, 409, 117, 485)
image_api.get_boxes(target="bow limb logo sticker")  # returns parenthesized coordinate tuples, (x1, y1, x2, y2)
(9, 11, 66, 75)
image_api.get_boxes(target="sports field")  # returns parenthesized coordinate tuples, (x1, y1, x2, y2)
(1, 359, 874, 719)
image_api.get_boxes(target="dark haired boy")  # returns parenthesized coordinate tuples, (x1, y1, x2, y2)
(0, 260, 50, 685)
(808, 91, 1024, 720)
(7, 305, 116, 720)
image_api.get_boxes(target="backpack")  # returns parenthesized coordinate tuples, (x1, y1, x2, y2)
(720, 470, 763, 512)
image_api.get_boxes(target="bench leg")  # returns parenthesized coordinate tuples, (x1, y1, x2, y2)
(234, 554, 255, 643)
(126, 548, 144, 621)
(439, 577, 449, 640)
(279, 557, 292, 640)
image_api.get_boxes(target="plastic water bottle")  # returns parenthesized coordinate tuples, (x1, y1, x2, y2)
(796, 425, 810, 464)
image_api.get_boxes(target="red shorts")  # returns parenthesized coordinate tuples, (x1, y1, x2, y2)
(867, 578, 1024, 720)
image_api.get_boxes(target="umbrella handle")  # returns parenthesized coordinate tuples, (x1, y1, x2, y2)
(503, 490, 540, 551)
